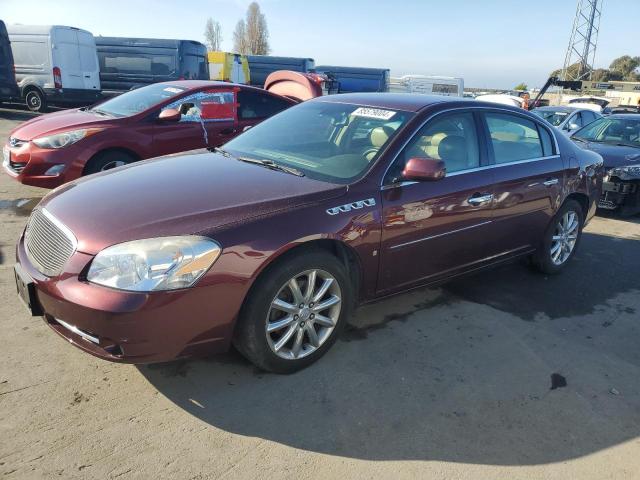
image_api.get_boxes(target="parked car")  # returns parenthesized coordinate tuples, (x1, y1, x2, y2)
(3, 77, 312, 188)
(95, 37, 209, 96)
(13, 94, 603, 373)
(315, 65, 390, 93)
(476, 94, 524, 108)
(389, 75, 464, 97)
(7, 24, 101, 112)
(567, 96, 609, 113)
(531, 106, 602, 136)
(0, 20, 20, 103)
(246, 55, 315, 87)
(571, 114, 640, 215)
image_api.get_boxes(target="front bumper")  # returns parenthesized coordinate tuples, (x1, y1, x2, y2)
(598, 175, 639, 213)
(15, 234, 243, 363)
(3, 140, 89, 188)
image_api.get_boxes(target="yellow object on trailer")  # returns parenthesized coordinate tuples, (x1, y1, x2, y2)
(207, 52, 250, 84)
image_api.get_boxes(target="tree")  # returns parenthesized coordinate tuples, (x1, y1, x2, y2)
(245, 2, 270, 55)
(609, 55, 640, 81)
(514, 82, 528, 91)
(232, 2, 270, 55)
(232, 19, 248, 54)
(204, 17, 222, 51)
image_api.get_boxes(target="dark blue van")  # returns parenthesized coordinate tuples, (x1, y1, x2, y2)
(95, 37, 209, 95)
(314, 66, 390, 93)
(247, 55, 314, 87)
(0, 20, 19, 103)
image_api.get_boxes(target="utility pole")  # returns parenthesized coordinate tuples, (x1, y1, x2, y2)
(562, 0, 603, 81)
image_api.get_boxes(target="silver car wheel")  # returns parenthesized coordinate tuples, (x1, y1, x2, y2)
(100, 160, 126, 171)
(266, 269, 342, 360)
(550, 210, 579, 266)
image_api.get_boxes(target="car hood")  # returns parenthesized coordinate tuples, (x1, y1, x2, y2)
(10, 109, 116, 141)
(572, 141, 640, 169)
(40, 152, 348, 254)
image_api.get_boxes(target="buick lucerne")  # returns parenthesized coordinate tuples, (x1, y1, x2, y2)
(14, 94, 603, 373)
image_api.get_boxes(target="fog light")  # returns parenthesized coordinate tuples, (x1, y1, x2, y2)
(44, 164, 65, 176)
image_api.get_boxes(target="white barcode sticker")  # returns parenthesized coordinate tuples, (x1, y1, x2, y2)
(351, 107, 396, 120)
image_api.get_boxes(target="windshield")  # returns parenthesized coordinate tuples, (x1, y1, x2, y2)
(223, 101, 414, 184)
(532, 109, 570, 126)
(573, 117, 640, 147)
(91, 83, 187, 117)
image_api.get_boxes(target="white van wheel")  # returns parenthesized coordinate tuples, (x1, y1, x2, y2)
(25, 89, 46, 113)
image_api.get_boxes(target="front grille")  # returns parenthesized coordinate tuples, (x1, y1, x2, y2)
(8, 160, 27, 174)
(24, 208, 77, 277)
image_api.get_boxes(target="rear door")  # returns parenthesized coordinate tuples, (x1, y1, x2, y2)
(378, 110, 497, 293)
(52, 27, 83, 89)
(76, 30, 100, 90)
(481, 110, 564, 253)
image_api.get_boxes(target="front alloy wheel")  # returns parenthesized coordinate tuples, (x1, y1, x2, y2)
(234, 249, 352, 373)
(266, 269, 341, 360)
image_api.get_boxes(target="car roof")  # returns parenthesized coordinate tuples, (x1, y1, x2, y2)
(311, 93, 471, 112)
(607, 113, 640, 119)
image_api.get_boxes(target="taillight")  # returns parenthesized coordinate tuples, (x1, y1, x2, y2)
(53, 67, 62, 89)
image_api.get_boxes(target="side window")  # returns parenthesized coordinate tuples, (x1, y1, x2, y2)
(538, 125, 555, 156)
(572, 112, 584, 128)
(485, 113, 543, 164)
(237, 90, 291, 120)
(582, 111, 595, 124)
(164, 91, 235, 122)
(385, 112, 480, 183)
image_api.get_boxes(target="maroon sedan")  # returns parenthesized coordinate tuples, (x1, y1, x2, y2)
(14, 94, 603, 373)
(2, 80, 303, 188)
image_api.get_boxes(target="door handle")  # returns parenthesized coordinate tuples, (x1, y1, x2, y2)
(219, 127, 237, 135)
(468, 193, 494, 206)
(543, 178, 559, 186)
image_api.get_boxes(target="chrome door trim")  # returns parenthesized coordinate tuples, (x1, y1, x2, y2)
(390, 220, 493, 250)
(381, 154, 562, 191)
(543, 178, 559, 186)
(380, 104, 560, 189)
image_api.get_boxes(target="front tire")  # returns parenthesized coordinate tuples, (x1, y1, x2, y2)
(84, 151, 136, 176)
(533, 199, 584, 274)
(233, 249, 352, 373)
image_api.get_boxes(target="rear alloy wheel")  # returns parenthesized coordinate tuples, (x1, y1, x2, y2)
(533, 199, 583, 274)
(25, 89, 46, 113)
(234, 250, 352, 373)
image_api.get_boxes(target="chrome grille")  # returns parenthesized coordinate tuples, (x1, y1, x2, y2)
(24, 208, 77, 276)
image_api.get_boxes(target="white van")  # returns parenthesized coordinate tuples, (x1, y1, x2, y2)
(389, 75, 464, 97)
(7, 25, 101, 112)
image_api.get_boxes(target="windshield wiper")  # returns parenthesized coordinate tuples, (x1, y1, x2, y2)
(615, 142, 640, 149)
(212, 147, 233, 157)
(90, 108, 112, 117)
(572, 137, 588, 143)
(237, 156, 305, 177)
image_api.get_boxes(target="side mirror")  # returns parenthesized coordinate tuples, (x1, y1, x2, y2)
(567, 122, 579, 131)
(402, 157, 447, 182)
(158, 108, 181, 122)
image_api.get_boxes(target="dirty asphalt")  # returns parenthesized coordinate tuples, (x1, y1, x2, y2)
(0, 108, 639, 479)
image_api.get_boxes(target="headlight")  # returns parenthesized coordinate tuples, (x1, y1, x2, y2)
(87, 236, 222, 292)
(32, 128, 103, 149)
(610, 164, 640, 180)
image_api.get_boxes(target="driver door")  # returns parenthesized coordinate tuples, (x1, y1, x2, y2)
(378, 111, 497, 293)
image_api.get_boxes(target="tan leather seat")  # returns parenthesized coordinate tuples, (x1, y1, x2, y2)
(366, 126, 394, 161)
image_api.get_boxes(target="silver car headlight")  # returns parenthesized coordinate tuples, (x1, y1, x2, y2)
(32, 128, 103, 149)
(87, 236, 222, 292)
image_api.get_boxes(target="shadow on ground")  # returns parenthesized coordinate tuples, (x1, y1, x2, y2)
(0, 108, 41, 122)
(139, 230, 639, 465)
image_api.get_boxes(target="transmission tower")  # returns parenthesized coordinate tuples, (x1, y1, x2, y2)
(562, 0, 603, 81)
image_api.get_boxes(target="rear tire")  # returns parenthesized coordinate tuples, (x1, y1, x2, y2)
(84, 151, 136, 176)
(532, 199, 584, 275)
(24, 89, 47, 113)
(233, 249, 353, 374)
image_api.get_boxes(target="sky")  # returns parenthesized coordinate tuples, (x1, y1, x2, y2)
(2, 0, 638, 89)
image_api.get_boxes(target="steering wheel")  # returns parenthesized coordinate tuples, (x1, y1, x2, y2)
(362, 148, 379, 161)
